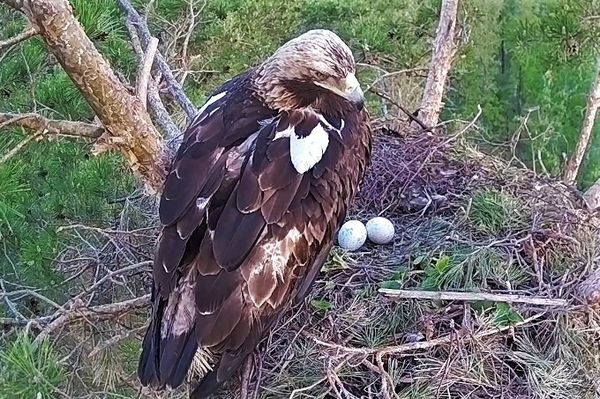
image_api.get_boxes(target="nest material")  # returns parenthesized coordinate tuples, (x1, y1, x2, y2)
(35, 122, 600, 398)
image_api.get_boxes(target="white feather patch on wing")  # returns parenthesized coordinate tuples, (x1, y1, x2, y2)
(161, 273, 197, 338)
(289, 124, 329, 174)
(196, 91, 227, 119)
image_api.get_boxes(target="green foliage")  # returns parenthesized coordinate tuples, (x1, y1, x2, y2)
(469, 188, 525, 235)
(310, 298, 333, 311)
(0, 2, 136, 301)
(0, 331, 66, 398)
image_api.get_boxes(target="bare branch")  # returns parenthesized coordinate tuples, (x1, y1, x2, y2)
(379, 288, 568, 307)
(0, 26, 37, 51)
(565, 57, 600, 186)
(137, 37, 159, 110)
(419, 0, 460, 128)
(0, 112, 104, 138)
(310, 312, 546, 357)
(0, 126, 43, 164)
(124, 20, 182, 151)
(0, 0, 23, 10)
(32, 294, 150, 346)
(118, 0, 197, 120)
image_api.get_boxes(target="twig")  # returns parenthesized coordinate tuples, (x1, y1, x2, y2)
(125, 14, 182, 150)
(88, 324, 148, 358)
(364, 66, 428, 93)
(379, 288, 568, 307)
(0, 126, 43, 164)
(0, 112, 104, 138)
(289, 377, 328, 399)
(117, 0, 197, 119)
(373, 90, 432, 132)
(32, 294, 150, 347)
(311, 313, 546, 357)
(73, 260, 152, 300)
(137, 37, 159, 110)
(0, 26, 38, 51)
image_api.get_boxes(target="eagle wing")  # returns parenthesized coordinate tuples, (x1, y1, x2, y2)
(138, 72, 370, 396)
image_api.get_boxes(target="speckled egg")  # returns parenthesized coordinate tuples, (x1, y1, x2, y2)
(337, 220, 367, 251)
(366, 217, 395, 244)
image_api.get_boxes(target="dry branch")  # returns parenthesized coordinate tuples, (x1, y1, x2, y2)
(117, 0, 197, 120)
(419, 0, 460, 128)
(137, 37, 159, 110)
(0, 112, 104, 138)
(311, 313, 545, 357)
(379, 288, 568, 307)
(0, 25, 37, 50)
(565, 57, 600, 187)
(8, 0, 168, 193)
(32, 294, 150, 346)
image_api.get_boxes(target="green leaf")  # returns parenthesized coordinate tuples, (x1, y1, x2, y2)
(379, 280, 402, 289)
(310, 299, 332, 311)
(435, 256, 450, 274)
(412, 255, 425, 265)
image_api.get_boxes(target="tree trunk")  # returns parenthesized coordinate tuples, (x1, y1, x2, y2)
(419, 0, 460, 128)
(564, 58, 600, 187)
(13, 0, 168, 193)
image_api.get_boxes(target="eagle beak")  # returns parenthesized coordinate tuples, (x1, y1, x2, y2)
(343, 73, 364, 110)
(346, 86, 364, 110)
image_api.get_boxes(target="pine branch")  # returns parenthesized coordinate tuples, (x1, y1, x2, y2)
(15, 0, 168, 193)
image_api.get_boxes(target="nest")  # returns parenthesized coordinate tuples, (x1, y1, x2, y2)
(12, 122, 600, 399)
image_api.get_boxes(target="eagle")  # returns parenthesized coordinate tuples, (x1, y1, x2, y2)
(138, 29, 372, 397)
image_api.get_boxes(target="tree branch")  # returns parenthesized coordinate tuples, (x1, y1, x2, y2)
(0, 0, 23, 10)
(419, 0, 460, 128)
(18, 0, 167, 193)
(0, 112, 104, 138)
(565, 57, 600, 187)
(117, 0, 197, 120)
(0, 26, 37, 51)
(124, 19, 182, 152)
(137, 37, 159, 110)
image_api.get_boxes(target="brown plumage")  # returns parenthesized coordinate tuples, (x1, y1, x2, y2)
(138, 29, 372, 397)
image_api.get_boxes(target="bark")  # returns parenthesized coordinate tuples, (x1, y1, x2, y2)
(564, 58, 600, 187)
(8, 0, 168, 193)
(419, 0, 460, 128)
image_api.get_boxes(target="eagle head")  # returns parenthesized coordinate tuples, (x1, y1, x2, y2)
(254, 29, 364, 112)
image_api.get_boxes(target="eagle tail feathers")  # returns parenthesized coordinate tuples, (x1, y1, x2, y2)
(138, 295, 199, 391)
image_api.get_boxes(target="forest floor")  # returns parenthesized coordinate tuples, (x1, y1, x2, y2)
(5, 118, 599, 399)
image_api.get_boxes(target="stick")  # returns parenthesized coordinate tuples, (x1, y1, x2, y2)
(0, 26, 38, 50)
(311, 312, 545, 356)
(32, 294, 150, 347)
(379, 288, 567, 307)
(117, 0, 197, 119)
(137, 37, 159, 110)
(0, 112, 104, 138)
